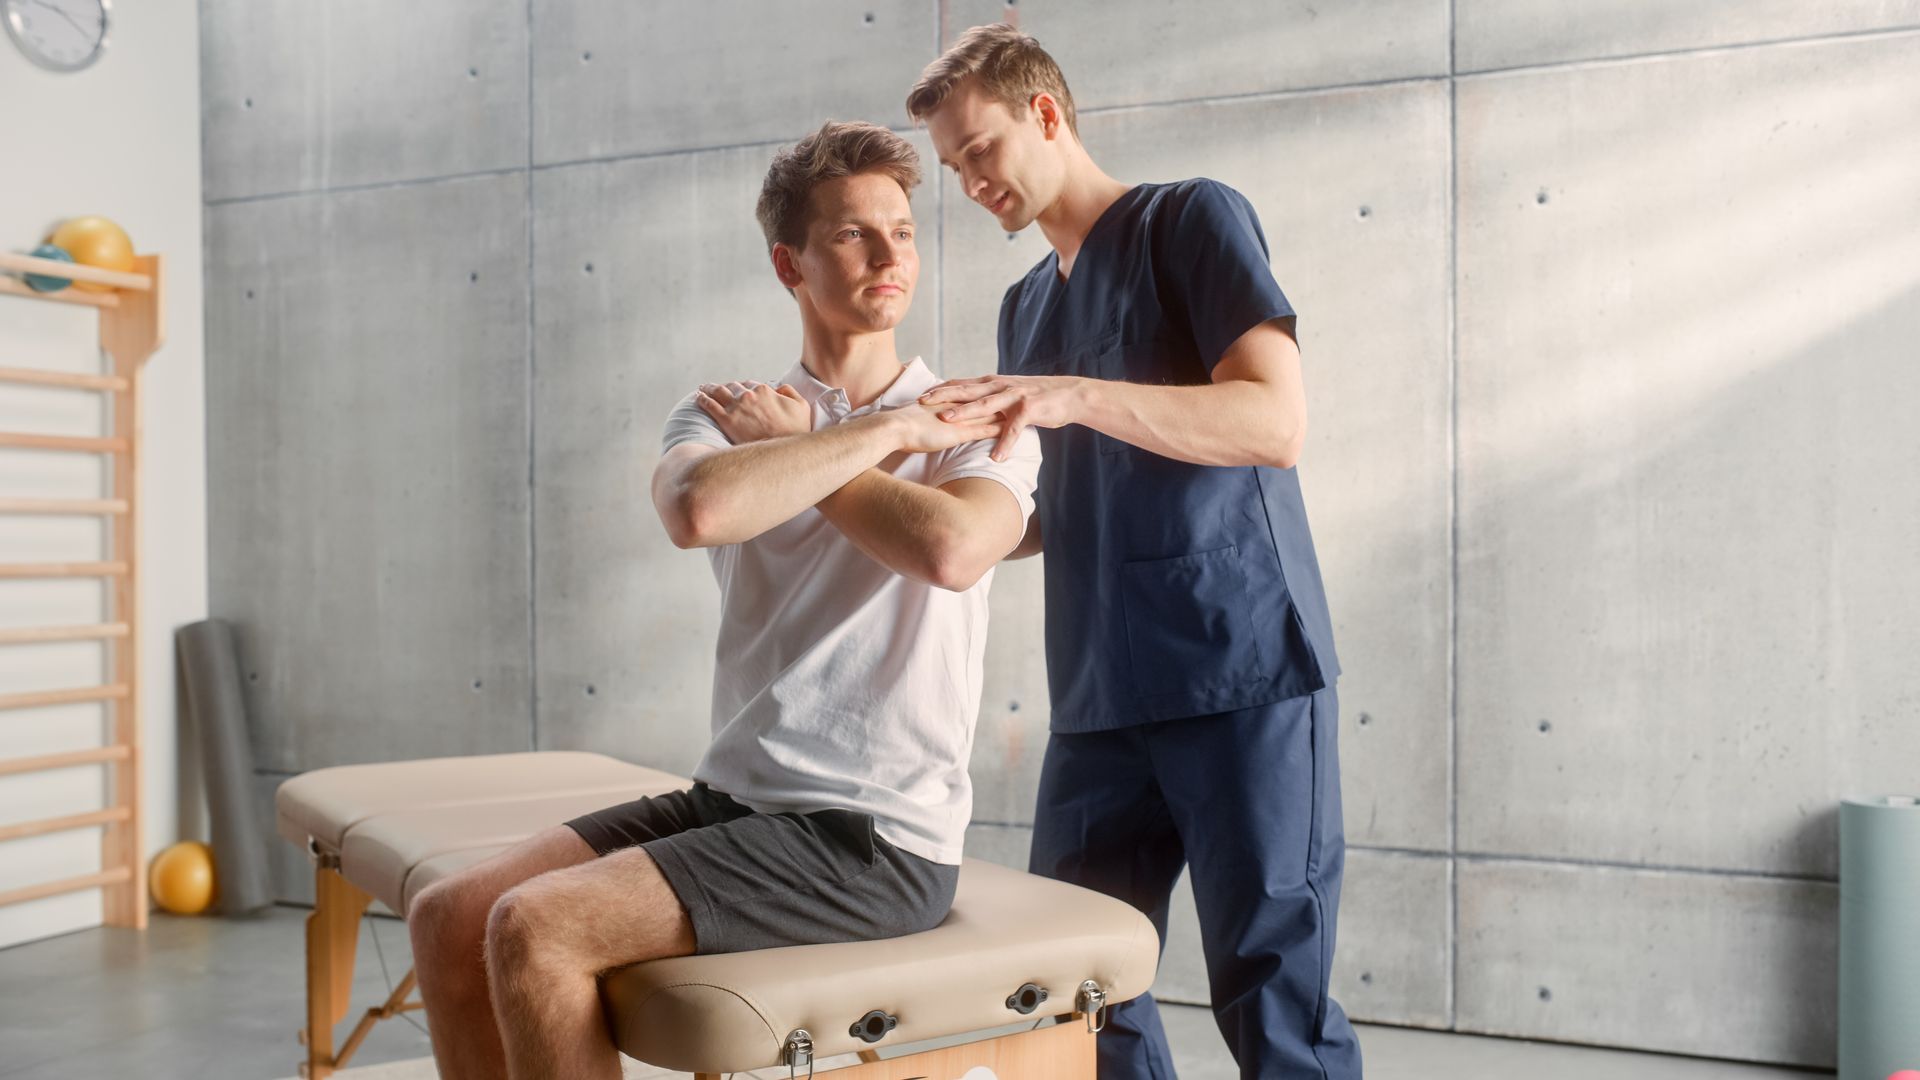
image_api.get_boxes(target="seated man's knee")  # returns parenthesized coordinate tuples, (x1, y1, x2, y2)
(484, 884, 571, 979)
(409, 876, 496, 966)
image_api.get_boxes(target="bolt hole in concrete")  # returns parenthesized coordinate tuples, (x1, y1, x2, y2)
(472, 680, 483, 691)
(468, 66, 478, 78)
(1006, 232, 1018, 242)
(1357, 205, 1371, 219)
(581, 50, 592, 62)
(244, 289, 254, 299)
(1360, 971, 1373, 984)
(1539, 986, 1553, 1002)
(243, 96, 252, 109)
(1536, 189, 1550, 204)
(585, 684, 597, 696)
(1357, 712, 1371, 726)
(248, 672, 258, 683)
(863, 11, 875, 24)
(584, 262, 594, 274)
(1008, 700, 1020, 712)
(1538, 719, 1552, 734)
(469, 271, 479, 283)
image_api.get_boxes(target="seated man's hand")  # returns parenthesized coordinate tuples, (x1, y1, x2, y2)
(883, 402, 1003, 454)
(697, 381, 811, 444)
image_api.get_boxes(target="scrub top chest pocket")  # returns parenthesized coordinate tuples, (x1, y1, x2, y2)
(1119, 544, 1267, 698)
(1023, 329, 1198, 456)
(1016, 320, 1120, 379)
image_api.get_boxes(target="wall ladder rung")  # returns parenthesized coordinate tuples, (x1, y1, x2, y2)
(0, 867, 132, 909)
(0, 497, 129, 516)
(0, 276, 118, 309)
(0, 366, 128, 392)
(0, 806, 132, 843)
(0, 745, 131, 778)
(0, 684, 130, 711)
(0, 561, 129, 579)
(0, 251, 152, 291)
(0, 623, 130, 646)
(0, 432, 129, 453)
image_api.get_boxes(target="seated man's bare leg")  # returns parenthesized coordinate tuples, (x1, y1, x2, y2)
(485, 843, 696, 1080)
(407, 826, 597, 1080)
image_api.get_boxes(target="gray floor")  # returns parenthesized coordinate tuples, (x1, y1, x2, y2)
(0, 909, 1832, 1080)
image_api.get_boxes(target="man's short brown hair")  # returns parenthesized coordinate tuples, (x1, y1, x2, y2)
(755, 121, 922, 253)
(905, 23, 1078, 135)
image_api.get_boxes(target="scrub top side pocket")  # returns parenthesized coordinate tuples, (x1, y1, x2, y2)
(1118, 545, 1267, 697)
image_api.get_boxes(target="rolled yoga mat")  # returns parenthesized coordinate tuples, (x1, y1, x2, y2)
(1839, 794, 1920, 1080)
(176, 618, 274, 915)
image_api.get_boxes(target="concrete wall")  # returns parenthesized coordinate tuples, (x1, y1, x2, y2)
(0, 0, 206, 949)
(198, 1, 1920, 1066)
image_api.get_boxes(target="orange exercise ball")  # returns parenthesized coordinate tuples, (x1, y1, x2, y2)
(149, 841, 218, 915)
(46, 216, 135, 292)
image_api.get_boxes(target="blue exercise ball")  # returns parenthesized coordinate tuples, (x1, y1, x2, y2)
(25, 244, 74, 292)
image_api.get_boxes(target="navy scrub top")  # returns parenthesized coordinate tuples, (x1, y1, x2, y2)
(998, 178, 1341, 733)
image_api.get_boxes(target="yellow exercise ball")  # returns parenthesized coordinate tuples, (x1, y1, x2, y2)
(47, 216, 135, 292)
(149, 841, 218, 915)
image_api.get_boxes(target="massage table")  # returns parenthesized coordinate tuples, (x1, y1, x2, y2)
(275, 751, 1160, 1078)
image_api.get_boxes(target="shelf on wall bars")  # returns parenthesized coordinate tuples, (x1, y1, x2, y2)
(0, 249, 153, 302)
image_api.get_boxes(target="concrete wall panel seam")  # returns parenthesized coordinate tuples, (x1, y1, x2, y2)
(1456, 22, 1920, 79)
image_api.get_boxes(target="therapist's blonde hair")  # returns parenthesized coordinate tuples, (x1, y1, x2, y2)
(906, 23, 1079, 136)
(755, 121, 922, 254)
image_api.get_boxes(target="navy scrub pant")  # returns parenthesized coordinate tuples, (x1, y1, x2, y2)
(1028, 687, 1361, 1079)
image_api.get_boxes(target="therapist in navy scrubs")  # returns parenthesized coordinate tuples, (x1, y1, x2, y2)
(911, 25, 1360, 1080)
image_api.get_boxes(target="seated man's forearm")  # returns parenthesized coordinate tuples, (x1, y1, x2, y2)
(817, 472, 1020, 591)
(1006, 510, 1042, 560)
(658, 414, 899, 547)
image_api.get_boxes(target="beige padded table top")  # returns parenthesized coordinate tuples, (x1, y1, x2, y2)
(605, 857, 1157, 1071)
(276, 751, 686, 915)
(275, 752, 1159, 1071)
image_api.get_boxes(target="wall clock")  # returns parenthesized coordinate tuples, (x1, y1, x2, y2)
(4, 0, 110, 73)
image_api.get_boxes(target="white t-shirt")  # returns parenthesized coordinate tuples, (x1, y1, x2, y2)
(663, 358, 1042, 865)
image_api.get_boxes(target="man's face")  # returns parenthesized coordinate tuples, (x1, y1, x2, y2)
(926, 76, 1064, 233)
(784, 171, 918, 333)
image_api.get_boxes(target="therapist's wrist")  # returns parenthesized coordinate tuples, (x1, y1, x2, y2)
(1059, 375, 1100, 428)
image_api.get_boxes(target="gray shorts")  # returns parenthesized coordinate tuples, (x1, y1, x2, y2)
(564, 781, 959, 955)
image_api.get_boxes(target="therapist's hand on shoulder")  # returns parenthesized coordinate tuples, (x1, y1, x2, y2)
(919, 375, 1084, 462)
(696, 381, 810, 444)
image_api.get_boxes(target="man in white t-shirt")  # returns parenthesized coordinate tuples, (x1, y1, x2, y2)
(403, 119, 1040, 1080)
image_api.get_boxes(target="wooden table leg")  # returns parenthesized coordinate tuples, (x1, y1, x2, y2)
(301, 863, 372, 1079)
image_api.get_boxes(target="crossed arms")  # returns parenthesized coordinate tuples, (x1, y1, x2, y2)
(651, 382, 1029, 592)
(655, 314, 1299, 574)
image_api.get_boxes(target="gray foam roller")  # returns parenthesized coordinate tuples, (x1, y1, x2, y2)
(1839, 795, 1920, 1080)
(176, 619, 274, 915)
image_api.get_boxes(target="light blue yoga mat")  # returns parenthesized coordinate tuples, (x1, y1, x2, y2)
(1839, 794, 1920, 1080)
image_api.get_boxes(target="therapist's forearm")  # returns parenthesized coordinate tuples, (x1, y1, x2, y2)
(671, 414, 901, 546)
(1073, 377, 1303, 468)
